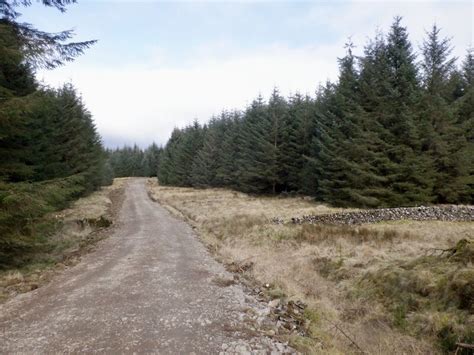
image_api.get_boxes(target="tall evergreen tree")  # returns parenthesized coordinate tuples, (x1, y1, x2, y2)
(174, 120, 204, 186)
(237, 95, 284, 194)
(418, 25, 469, 202)
(379, 17, 433, 205)
(267, 88, 287, 193)
(158, 129, 182, 185)
(1, 0, 96, 70)
(279, 93, 314, 192)
(157, 18, 472, 207)
(214, 111, 242, 188)
(142, 143, 163, 177)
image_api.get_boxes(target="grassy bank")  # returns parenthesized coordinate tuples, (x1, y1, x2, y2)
(147, 179, 473, 354)
(0, 178, 128, 302)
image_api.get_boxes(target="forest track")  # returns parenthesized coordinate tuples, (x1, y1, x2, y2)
(0, 178, 292, 354)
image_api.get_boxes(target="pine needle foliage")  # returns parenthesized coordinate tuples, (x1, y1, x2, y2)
(157, 17, 473, 207)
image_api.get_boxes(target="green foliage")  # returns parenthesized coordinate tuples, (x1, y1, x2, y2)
(158, 122, 204, 186)
(1, 1, 96, 70)
(237, 94, 284, 194)
(157, 17, 473, 207)
(190, 116, 226, 187)
(0, 1, 106, 266)
(0, 175, 87, 267)
(107, 144, 162, 178)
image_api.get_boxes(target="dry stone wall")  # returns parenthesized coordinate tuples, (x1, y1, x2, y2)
(278, 206, 474, 226)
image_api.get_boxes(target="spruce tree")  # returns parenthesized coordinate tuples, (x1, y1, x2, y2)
(418, 25, 469, 202)
(156, 19, 472, 207)
(267, 88, 287, 193)
(190, 116, 226, 187)
(237, 95, 284, 194)
(316, 43, 373, 206)
(360, 17, 434, 206)
(279, 93, 314, 192)
(1, 0, 96, 70)
(214, 111, 242, 188)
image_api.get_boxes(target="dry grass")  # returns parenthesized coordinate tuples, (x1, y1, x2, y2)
(0, 178, 128, 303)
(56, 177, 129, 222)
(147, 178, 474, 354)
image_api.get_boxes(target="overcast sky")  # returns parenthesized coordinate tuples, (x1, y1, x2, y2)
(21, 0, 473, 148)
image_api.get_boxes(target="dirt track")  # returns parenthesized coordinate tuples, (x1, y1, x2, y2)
(0, 179, 292, 354)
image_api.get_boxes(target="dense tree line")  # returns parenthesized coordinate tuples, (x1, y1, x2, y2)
(106, 143, 162, 178)
(158, 18, 473, 207)
(0, 0, 105, 265)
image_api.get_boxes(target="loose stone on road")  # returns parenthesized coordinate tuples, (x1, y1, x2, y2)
(0, 179, 294, 354)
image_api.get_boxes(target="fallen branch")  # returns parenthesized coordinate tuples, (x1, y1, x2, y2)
(322, 315, 366, 354)
(455, 342, 474, 355)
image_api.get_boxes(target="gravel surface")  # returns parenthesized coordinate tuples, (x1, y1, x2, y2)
(0, 179, 295, 354)
(284, 205, 474, 225)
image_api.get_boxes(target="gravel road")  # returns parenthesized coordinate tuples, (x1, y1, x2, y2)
(0, 179, 293, 354)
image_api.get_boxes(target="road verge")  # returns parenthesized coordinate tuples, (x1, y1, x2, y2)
(146, 178, 474, 354)
(0, 178, 128, 303)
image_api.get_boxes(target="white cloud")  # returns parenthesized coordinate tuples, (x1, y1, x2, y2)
(38, 44, 342, 147)
(38, 0, 472, 148)
(302, 0, 472, 58)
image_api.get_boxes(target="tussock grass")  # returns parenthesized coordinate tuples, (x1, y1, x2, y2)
(354, 239, 474, 353)
(147, 179, 474, 354)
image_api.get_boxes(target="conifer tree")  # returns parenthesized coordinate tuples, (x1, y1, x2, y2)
(174, 120, 204, 186)
(267, 88, 287, 193)
(143, 143, 162, 177)
(190, 117, 227, 187)
(157, 18, 472, 207)
(418, 25, 469, 202)
(279, 93, 314, 191)
(361, 17, 433, 206)
(158, 129, 182, 185)
(316, 43, 373, 206)
(214, 111, 242, 188)
(450, 49, 474, 203)
(1, 0, 96, 70)
(237, 95, 283, 193)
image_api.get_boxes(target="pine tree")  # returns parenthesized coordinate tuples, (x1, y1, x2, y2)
(190, 116, 227, 187)
(0, 0, 105, 264)
(158, 129, 182, 185)
(449, 49, 474, 203)
(300, 83, 337, 199)
(1, 1, 96, 70)
(316, 43, 373, 206)
(142, 143, 162, 177)
(178, 120, 204, 186)
(279, 93, 314, 192)
(0, 20, 38, 181)
(370, 17, 433, 206)
(156, 19, 471, 207)
(237, 95, 284, 194)
(214, 111, 242, 188)
(418, 25, 469, 203)
(267, 88, 287, 193)
(0, 20, 37, 98)
(421, 25, 457, 97)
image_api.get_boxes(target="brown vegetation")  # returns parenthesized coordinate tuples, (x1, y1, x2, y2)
(0, 178, 128, 303)
(147, 178, 474, 354)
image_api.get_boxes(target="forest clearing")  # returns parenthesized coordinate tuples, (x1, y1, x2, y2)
(1, 0, 473, 354)
(147, 179, 474, 354)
